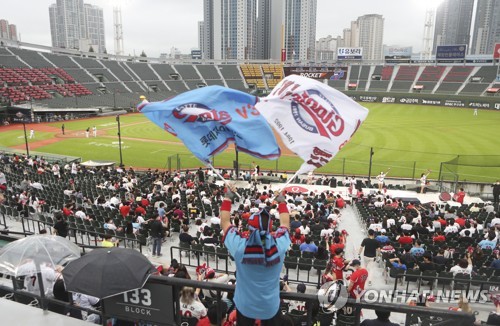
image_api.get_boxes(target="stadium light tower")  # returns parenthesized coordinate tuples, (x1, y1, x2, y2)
(419, 0, 443, 60)
(420, 8, 436, 60)
(113, 7, 124, 56)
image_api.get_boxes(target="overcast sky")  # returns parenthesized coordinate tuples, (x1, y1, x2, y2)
(2, 0, 439, 57)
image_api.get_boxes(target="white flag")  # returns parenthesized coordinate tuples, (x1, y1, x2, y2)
(256, 75, 369, 174)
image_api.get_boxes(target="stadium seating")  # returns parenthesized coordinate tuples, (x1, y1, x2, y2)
(240, 64, 265, 89)
(261, 64, 283, 88)
(196, 65, 221, 80)
(126, 62, 159, 80)
(174, 65, 200, 80)
(394, 66, 419, 81)
(418, 66, 446, 82)
(1, 45, 498, 108)
(443, 66, 474, 82)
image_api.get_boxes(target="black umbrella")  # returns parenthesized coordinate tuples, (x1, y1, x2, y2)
(62, 247, 157, 299)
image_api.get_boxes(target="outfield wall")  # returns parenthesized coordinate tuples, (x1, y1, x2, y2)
(345, 91, 500, 110)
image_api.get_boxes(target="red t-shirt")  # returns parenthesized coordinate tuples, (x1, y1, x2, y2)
(120, 205, 130, 218)
(336, 198, 345, 209)
(140, 198, 149, 207)
(62, 207, 72, 217)
(456, 192, 465, 204)
(398, 236, 413, 245)
(433, 235, 446, 242)
(333, 256, 345, 280)
(135, 206, 146, 216)
(438, 219, 447, 227)
(329, 243, 345, 255)
(455, 218, 466, 228)
(292, 234, 305, 245)
(349, 268, 368, 299)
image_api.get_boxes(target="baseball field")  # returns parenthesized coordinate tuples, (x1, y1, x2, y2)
(1, 102, 499, 182)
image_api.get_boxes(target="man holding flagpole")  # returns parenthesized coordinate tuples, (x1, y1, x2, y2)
(221, 187, 290, 325)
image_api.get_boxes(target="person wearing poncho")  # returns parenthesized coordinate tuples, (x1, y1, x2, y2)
(221, 188, 290, 325)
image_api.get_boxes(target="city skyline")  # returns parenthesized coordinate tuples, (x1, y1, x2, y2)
(0, 0, 498, 58)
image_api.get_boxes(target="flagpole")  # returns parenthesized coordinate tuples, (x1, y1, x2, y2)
(207, 163, 241, 198)
(270, 169, 302, 200)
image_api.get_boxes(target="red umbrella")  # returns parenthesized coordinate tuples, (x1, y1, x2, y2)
(284, 185, 309, 193)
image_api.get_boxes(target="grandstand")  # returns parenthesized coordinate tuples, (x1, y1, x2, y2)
(0, 43, 499, 113)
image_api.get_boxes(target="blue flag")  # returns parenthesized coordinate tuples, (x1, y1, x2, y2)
(138, 86, 281, 163)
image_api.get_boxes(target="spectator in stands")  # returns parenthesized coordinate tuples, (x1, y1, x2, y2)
(291, 229, 305, 245)
(197, 302, 232, 326)
(150, 213, 167, 257)
(399, 246, 416, 269)
(53, 214, 68, 238)
(290, 215, 301, 231)
(410, 240, 425, 257)
(298, 220, 310, 235)
(102, 234, 116, 248)
(299, 236, 318, 253)
(450, 253, 473, 276)
(335, 194, 345, 209)
(360, 310, 398, 326)
(315, 245, 329, 260)
(358, 229, 379, 286)
(179, 286, 206, 320)
(433, 249, 448, 267)
(287, 283, 307, 313)
(487, 293, 500, 325)
(179, 225, 197, 245)
(388, 257, 407, 272)
(417, 254, 435, 275)
(320, 223, 333, 239)
(432, 231, 446, 243)
(375, 230, 390, 244)
(221, 187, 290, 324)
(479, 233, 497, 250)
(347, 259, 368, 300)
(491, 252, 500, 269)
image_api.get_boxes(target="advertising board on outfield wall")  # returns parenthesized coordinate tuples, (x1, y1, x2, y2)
(345, 91, 500, 110)
(283, 66, 349, 80)
(436, 45, 467, 63)
(337, 47, 362, 60)
(384, 46, 412, 63)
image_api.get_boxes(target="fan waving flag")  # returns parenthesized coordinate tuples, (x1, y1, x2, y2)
(138, 86, 280, 163)
(256, 75, 369, 174)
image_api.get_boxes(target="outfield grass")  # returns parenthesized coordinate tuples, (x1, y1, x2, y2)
(0, 130, 55, 147)
(3, 103, 500, 182)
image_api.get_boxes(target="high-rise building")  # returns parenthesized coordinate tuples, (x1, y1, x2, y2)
(0, 20, 9, 39)
(471, 0, 500, 55)
(202, 0, 257, 60)
(8, 24, 17, 41)
(49, 0, 106, 52)
(256, 0, 286, 60)
(315, 35, 340, 61)
(433, 0, 474, 53)
(356, 14, 384, 61)
(284, 0, 317, 61)
(0, 19, 19, 41)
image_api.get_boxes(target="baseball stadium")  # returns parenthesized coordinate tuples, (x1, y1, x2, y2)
(1, 1, 500, 326)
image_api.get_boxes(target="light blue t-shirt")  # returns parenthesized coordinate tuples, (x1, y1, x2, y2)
(479, 240, 496, 250)
(410, 247, 425, 257)
(224, 226, 291, 320)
